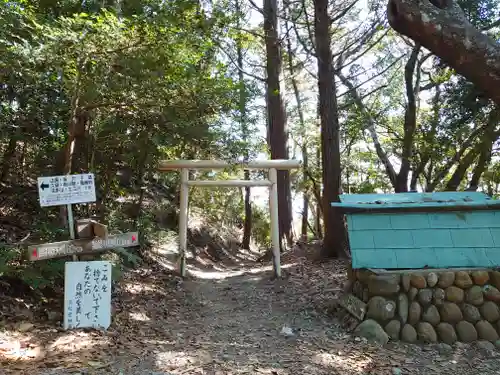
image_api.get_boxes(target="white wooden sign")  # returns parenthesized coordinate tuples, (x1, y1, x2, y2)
(38, 173, 96, 207)
(63, 261, 112, 330)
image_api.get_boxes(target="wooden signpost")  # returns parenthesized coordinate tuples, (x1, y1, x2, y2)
(32, 173, 140, 331)
(28, 232, 139, 261)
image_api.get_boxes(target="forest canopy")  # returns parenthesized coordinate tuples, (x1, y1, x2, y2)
(1, 0, 500, 282)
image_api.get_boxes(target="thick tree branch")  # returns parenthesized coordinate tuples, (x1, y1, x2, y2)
(482, 18, 500, 31)
(427, 120, 495, 191)
(387, 0, 500, 106)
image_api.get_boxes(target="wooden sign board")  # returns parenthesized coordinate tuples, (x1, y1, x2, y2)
(64, 261, 112, 330)
(28, 232, 139, 261)
(339, 293, 367, 321)
(38, 173, 96, 207)
(92, 221, 108, 239)
(76, 219, 109, 239)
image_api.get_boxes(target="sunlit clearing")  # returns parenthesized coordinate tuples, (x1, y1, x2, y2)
(155, 351, 195, 368)
(251, 368, 289, 374)
(130, 311, 151, 322)
(48, 332, 105, 352)
(187, 263, 298, 280)
(123, 282, 159, 294)
(313, 352, 372, 372)
(246, 276, 265, 282)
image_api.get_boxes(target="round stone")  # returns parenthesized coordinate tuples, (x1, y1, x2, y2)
(422, 305, 440, 326)
(408, 287, 418, 301)
(401, 324, 417, 343)
(417, 322, 437, 343)
(436, 322, 457, 345)
(456, 321, 478, 342)
(440, 302, 463, 323)
(353, 319, 389, 346)
(445, 286, 464, 303)
(410, 274, 427, 289)
(418, 289, 433, 305)
(454, 271, 473, 289)
(367, 275, 401, 296)
(437, 272, 455, 288)
(483, 285, 500, 303)
(462, 303, 482, 324)
(465, 285, 483, 306)
(489, 271, 500, 290)
(480, 301, 500, 323)
(476, 320, 499, 342)
(433, 288, 445, 306)
(427, 272, 438, 287)
(401, 274, 411, 292)
(366, 296, 396, 321)
(471, 271, 489, 286)
(408, 301, 422, 325)
(385, 320, 401, 340)
(397, 294, 409, 324)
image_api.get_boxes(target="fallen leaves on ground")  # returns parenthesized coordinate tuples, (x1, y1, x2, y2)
(0, 244, 500, 374)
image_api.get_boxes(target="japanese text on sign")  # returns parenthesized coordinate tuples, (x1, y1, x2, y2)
(28, 232, 139, 261)
(38, 173, 96, 207)
(64, 261, 112, 330)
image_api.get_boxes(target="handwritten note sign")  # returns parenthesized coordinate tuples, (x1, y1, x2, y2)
(64, 261, 112, 330)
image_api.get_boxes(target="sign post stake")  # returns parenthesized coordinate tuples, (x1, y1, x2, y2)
(67, 203, 75, 240)
(67, 203, 78, 261)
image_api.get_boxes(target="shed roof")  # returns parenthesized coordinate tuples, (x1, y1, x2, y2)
(335, 192, 500, 270)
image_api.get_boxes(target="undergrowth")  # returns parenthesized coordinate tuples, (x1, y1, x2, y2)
(0, 181, 272, 295)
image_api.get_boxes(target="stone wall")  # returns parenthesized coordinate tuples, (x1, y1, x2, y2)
(348, 269, 500, 345)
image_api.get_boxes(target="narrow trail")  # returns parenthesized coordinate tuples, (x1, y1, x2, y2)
(3, 248, 500, 374)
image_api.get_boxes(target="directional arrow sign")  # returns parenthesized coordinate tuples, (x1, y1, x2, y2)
(28, 232, 139, 261)
(37, 173, 96, 207)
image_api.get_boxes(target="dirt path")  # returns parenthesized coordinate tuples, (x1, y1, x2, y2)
(2, 252, 500, 374)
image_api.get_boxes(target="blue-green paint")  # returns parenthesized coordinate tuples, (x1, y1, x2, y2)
(335, 192, 500, 269)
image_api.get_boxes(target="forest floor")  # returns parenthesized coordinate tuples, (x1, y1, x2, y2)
(1, 243, 500, 374)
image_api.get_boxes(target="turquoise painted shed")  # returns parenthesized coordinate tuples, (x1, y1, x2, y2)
(331, 192, 500, 270)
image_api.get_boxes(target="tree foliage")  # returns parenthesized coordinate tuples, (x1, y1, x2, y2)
(2, 0, 500, 285)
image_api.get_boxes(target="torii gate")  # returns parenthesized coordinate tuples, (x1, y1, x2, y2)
(158, 159, 301, 278)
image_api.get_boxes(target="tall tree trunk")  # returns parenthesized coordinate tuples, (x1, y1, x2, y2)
(235, 0, 252, 249)
(309, 198, 322, 239)
(337, 73, 398, 188)
(71, 111, 90, 173)
(396, 44, 421, 192)
(415, 85, 441, 191)
(284, 1, 308, 240)
(20, 140, 27, 184)
(314, 0, 347, 258)
(264, 0, 293, 249)
(315, 115, 323, 240)
(387, 0, 500, 106)
(467, 111, 500, 190)
(468, 145, 492, 191)
(444, 147, 479, 191)
(0, 133, 17, 182)
(132, 130, 151, 226)
(301, 148, 309, 240)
